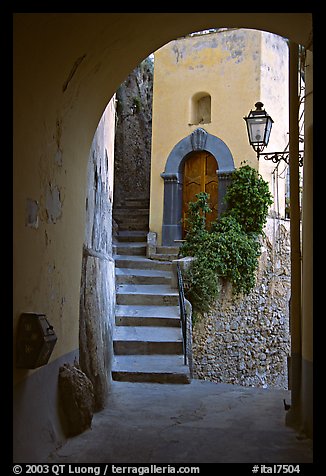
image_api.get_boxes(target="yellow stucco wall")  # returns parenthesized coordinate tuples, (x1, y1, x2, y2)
(13, 92, 88, 384)
(13, 64, 116, 387)
(258, 31, 289, 218)
(13, 95, 116, 385)
(149, 29, 290, 244)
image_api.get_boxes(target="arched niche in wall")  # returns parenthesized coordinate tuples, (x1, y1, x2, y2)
(161, 128, 235, 245)
(190, 91, 211, 125)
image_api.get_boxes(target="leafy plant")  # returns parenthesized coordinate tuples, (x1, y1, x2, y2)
(223, 164, 273, 234)
(180, 164, 273, 316)
(182, 191, 212, 256)
(210, 215, 261, 294)
(132, 96, 141, 113)
(183, 259, 220, 319)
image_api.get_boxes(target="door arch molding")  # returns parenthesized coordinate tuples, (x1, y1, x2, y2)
(161, 128, 235, 245)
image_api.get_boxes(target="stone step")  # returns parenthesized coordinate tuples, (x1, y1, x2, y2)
(113, 212, 149, 225)
(113, 208, 149, 216)
(150, 246, 180, 262)
(113, 242, 147, 256)
(121, 198, 150, 209)
(115, 268, 172, 285)
(116, 284, 179, 306)
(115, 304, 180, 327)
(115, 255, 172, 271)
(112, 233, 190, 385)
(113, 326, 184, 355)
(115, 231, 148, 242)
(150, 253, 179, 262)
(156, 246, 180, 255)
(117, 223, 149, 231)
(112, 355, 190, 384)
(114, 218, 149, 228)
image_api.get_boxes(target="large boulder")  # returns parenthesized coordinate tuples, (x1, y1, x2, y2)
(58, 363, 95, 436)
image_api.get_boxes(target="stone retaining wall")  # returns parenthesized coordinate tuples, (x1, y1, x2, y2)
(192, 218, 291, 389)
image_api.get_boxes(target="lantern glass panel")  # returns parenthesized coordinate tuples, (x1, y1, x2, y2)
(264, 116, 273, 145)
(247, 117, 268, 146)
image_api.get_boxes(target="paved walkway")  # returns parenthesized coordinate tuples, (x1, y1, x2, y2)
(47, 380, 313, 464)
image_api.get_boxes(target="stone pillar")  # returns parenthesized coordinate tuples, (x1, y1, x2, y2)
(171, 256, 195, 289)
(147, 231, 157, 258)
(79, 250, 115, 411)
(301, 49, 313, 438)
(161, 172, 183, 245)
(286, 41, 302, 432)
(79, 100, 116, 412)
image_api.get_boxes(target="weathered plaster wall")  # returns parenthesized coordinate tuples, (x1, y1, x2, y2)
(149, 29, 289, 244)
(13, 98, 116, 462)
(258, 32, 289, 219)
(79, 99, 116, 411)
(193, 218, 291, 389)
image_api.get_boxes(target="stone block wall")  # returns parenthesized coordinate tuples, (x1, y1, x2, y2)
(192, 218, 291, 389)
(79, 98, 116, 410)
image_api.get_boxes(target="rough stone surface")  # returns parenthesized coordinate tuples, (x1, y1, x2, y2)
(192, 219, 291, 389)
(113, 57, 153, 206)
(79, 102, 116, 411)
(58, 363, 95, 437)
(146, 231, 157, 258)
(79, 255, 115, 410)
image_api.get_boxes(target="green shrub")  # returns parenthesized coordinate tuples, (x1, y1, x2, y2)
(223, 164, 273, 234)
(210, 215, 261, 294)
(180, 165, 273, 316)
(181, 191, 212, 257)
(182, 259, 220, 321)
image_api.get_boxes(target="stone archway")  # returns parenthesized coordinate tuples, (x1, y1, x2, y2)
(161, 128, 235, 245)
(13, 15, 313, 458)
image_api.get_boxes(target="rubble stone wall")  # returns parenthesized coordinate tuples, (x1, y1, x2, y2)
(192, 218, 291, 389)
(114, 57, 153, 206)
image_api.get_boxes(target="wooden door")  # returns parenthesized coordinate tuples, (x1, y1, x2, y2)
(183, 151, 218, 235)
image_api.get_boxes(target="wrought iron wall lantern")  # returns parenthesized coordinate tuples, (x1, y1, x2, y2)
(243, 102, 304, 166)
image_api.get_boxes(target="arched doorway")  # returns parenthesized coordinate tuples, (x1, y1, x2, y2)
(161, 128, 235, 245)
(183, 150, 218, 235)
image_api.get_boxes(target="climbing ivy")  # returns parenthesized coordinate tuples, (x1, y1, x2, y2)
(180, 164, 273, 318)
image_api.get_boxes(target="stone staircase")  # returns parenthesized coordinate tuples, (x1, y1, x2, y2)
(149, 245, 181, 262)
(112, 228, 191, 384)
(113, 198, 149, 232)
